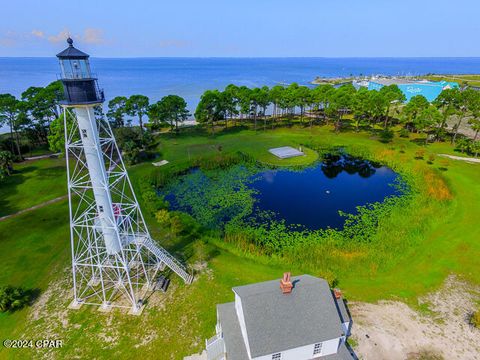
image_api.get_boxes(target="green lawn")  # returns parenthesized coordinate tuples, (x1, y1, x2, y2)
(0, 157, 66, 217)
(1, 124, 479, 359)
(422, 74, 480, 87)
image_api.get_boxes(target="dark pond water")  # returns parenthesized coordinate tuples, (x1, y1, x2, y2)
(248, 154, 401, 230)
(161, 154, 402, 231)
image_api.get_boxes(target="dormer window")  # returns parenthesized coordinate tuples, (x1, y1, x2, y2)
(272, 353, 281, 360)
(313, 342, 323, 355)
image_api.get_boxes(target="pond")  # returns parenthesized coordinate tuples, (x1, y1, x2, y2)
(249, 154, 401, 230)
(161, 154, 402, 231)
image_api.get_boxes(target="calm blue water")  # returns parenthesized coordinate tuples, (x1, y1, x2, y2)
(1, 57, 479, 132)
(2, 57, 480, 111)
(249, 155, 401, 230)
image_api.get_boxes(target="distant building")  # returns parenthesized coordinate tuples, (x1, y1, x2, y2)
(205, 274, 354, 360)
(355, 78, 459, 102)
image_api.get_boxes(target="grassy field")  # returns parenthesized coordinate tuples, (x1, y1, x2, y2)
(0, 157, 66, 217)
(0, 124, 479, 359)
(421, 74, 480, 87)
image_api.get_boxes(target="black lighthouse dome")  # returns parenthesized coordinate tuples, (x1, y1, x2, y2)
(57, 38, 104, 105)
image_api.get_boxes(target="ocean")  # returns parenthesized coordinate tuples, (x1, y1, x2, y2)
(1, 57, 480, 132)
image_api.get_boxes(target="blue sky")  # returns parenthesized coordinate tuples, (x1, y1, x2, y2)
(0, 0, 479, 57)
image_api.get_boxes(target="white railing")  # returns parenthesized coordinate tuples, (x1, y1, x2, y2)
(206, 334, 226, 360)
(137, 236, 193, 284)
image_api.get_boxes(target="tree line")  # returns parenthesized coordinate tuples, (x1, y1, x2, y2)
(0, 82, 191, 173)
(106, 94, 189, 133)
(0, 81, 63, 159)
(2, 80, 480, 179)
(194, 83, 480, 151)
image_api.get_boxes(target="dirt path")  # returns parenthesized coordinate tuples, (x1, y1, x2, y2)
(350, 276, 480, 359)
(439, 154, 480, 163)
(24, 153, 61, 161)
(0, 195, 67, 222)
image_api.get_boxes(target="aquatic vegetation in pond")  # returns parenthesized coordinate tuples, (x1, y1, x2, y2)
(160, 154, 406, 245)
(163, 165, 259, 229)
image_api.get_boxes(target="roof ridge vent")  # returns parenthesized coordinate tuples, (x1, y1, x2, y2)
(280, 272, 293, 294)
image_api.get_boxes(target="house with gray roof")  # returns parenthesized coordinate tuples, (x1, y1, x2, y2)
(205, 274, 354, 360)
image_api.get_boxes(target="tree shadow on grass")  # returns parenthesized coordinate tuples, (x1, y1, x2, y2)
(0, 168, 30, 217)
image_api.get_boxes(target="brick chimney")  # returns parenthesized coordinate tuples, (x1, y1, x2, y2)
(333, 288, 342, 299)
(280, 272, 293, 294)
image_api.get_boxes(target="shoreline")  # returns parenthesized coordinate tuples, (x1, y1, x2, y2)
(312, 73, 480, 87)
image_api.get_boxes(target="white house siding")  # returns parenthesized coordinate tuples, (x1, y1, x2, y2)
(252, 337, 341, 360)
(235, 293, 252, 359)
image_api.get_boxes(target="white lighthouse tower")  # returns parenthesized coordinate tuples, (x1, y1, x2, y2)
(57, 38, 192, 314)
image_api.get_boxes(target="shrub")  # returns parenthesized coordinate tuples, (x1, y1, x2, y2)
(0, 151, 14, 180)
(399, 128, 410, 138)
(139, 177, 169, 215)
(455, 137, 471, 154)
(470, 310, 480, 328)
(427, 154, 435, 164)
(438, 159, 450, 171)
(0, 286, 32, 312)
(379, 129, 394, 143)
(415, 149, 426, 160)
(169, 212, 200, 237)
(155, 209, 171, 227)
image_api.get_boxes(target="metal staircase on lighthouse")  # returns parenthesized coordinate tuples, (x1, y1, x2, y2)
(57, 38, 192, 313)
(139, 237, 193, 282)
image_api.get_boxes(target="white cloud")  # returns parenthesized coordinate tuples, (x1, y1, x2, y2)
(0, 37, 15, 47)
(48, 29, 70, 44)
(0, 31, 21, 47)
(81, 28, 104, 44)
(46, 28, 104, 45)
(0, 28, 107, 50)
(31, 29, 45, 39)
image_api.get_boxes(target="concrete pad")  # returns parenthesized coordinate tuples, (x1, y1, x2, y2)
(68, 299, 83, 310)
(128, 304, 146, 316)
(98, 302, 113, 313)
(152, 160, 169, 167)
(269, 146, 304, 159)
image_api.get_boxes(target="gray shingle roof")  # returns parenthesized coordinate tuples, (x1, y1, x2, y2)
(56, 42, 89, 59)
(232, 275, 345, 358)
(217, 302, 249, 360)
(335, 297, 351, 325)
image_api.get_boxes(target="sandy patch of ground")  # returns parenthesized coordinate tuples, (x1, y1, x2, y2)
(350, 276, 480, 360)
(438, 154, 480, 164)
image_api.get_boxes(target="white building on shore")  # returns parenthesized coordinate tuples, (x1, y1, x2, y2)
(205, 274, 354, 360)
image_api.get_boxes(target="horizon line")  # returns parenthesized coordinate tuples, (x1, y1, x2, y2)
(2, 56, 480, 60)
